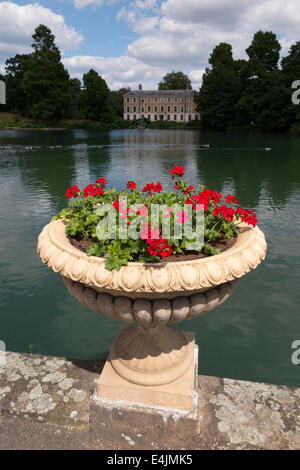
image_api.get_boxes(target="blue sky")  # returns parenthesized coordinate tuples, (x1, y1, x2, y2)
(0, 0, 299, 90)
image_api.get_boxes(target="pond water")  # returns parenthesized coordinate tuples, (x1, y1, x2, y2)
(0, 128, 299, 387)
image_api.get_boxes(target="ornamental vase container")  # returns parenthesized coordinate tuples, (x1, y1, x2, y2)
(37, 219, 267, 408)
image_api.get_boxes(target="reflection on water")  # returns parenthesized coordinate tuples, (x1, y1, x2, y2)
(0, 128, 300, 387)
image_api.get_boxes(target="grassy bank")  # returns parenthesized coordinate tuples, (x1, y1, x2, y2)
(0, 113, 202, 131)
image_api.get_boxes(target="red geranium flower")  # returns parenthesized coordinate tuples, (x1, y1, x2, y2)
(142, 182, 163, 194)
(96, 177, 107, 187)
(66, 186, 81, 199)
(225, 194, 238, 204)
(146, 237, 173, 258)
(170, 165, 185, 179)
(237, 208, 257, 227)
(83, 184, 104, 198)
(127, 181, 137, 190)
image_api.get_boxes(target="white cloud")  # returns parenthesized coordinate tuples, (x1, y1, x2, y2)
(117, 0, 300, 87)
(72, 0, 121, 9)
(117, 2, 159, 33)
(73, 0, 104, 9)
(0, 2, 83, 62)
(63, 55, 168, 90)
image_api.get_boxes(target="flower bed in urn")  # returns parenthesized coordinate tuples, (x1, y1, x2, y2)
(53, 165, 259, 271)
(37, 165, 267, 404)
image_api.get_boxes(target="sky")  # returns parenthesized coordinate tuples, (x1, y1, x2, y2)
(0, 0, 299, 90)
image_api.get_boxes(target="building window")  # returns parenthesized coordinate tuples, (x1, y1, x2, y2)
(127, 115, 130, 120)
(159, 115, 164, 120)
(160, 97, 164, 102)
(174, 97, 177, 102)
(180, 106, 184, 112)
(126, 97, 130, 102)
(195, 115, 198, 120)
(133, 115, 136, 119)
(154, 115, 157, 120)
(133, 106, 136, 112)
(160, 106, 164, 112)
(147, 98, 151, 102)
(188, 114, 191, 121)
(147, 106, 151, 112)
(174, 114, 177, 120)
(167, 106, 170, 112)
(174, 106, 177, 112)
(188, 106, 192, 112)
(181, 114, 184, 121)
(141, 115, 144, 118)
(141, 98, 144, 102)
(181, 98, 185, 102)
(154, 97, 157, 102)
(167, 115, 170, 120)
(133, 98, 136, 102)
(189, 97, 193, 101)
(141, 106, 144, 112)
(148, 115, 151, 120)
(154, 106, 157, 112)
(167, 97, 170, 102)
(127, 106, 130, 112)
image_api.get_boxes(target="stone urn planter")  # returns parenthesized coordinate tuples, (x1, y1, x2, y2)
(37, 218, 267, 409)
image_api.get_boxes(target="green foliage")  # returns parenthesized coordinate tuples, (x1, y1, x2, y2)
(158, 71, 192, 90)
(197, 30, 300, 132)
(5, 54, 30, 113)
(246, 30, 281, 72)
(109, 87, 130, 117)
(196, 43, 241, 129)
(80, 69, 114, 122)
(22, 25, 71, 123)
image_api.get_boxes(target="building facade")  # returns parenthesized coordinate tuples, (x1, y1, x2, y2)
(123, 85, 200, 122)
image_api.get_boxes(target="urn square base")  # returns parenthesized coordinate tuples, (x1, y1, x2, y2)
(97, 327, 196, 410)
(91, 339, 198, 450)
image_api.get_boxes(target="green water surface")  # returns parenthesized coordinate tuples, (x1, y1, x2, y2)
(0, 128, 299, 387)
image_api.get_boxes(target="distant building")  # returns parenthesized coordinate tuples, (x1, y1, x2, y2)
(123, 84, 200, 122)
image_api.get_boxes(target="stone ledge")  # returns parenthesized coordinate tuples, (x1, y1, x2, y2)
(0, 351, 299, 450)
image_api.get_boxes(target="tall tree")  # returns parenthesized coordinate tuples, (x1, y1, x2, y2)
(22, 25, 71, 122)
(80, 69, 112, 121)
(195, 43, 241, 129)
(5, 54, 30, 113)
(236, 31, 284, 129)
(109, 87, 130, 117)
(281, 42, 300, 129)
(246, 30, 281, 72)
(158, 71, 192, 90)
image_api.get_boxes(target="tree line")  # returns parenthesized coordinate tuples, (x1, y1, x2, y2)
(195, 31, 300, 131)
(0, 25, 128, 126)
(1, 25, 299, 132)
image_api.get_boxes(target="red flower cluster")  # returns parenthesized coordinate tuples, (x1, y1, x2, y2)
(146, 237, 173, 258)
(236, 208, 257, 227)
(225, 194, 238, 204)
(83, 184, 104, 198)
(96, 177, 107, 187)
(66, 186, 81, 199)
(127, 181, 137, 190)
(142, 181, 163, 194)
(170, 165, 185, 179)
(185, 189, 221, 212)
(213, 205, 236, 221)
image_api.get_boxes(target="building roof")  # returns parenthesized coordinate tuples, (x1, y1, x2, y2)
(124, 89, 196, 97)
